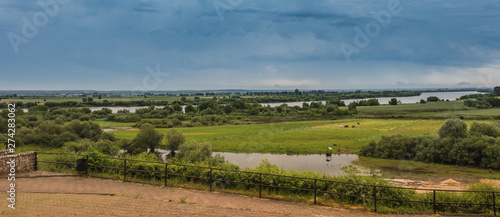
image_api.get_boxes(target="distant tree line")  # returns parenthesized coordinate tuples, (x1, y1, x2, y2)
(360, 119, 500, 169)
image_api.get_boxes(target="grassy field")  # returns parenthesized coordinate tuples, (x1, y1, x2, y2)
(357, 101, 500, 119)
(111, 119, 496, 154)
(93, 119, 136, 128)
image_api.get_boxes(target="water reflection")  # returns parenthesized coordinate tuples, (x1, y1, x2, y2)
(213, 152, 359, 176)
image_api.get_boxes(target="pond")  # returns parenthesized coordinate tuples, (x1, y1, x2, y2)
(213, 152, 359, 176)
(154, 148, 359, 176)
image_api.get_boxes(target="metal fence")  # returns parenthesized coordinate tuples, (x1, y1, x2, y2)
(36, 151, 499, 216)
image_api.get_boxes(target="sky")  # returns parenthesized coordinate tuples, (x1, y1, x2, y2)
(1, 0, 500, 91)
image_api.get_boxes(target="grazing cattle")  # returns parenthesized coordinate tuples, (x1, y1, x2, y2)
(340, 125, 344, 128)
(352, 125, 356, 128)
(344, 125, 349, 128)
(357, 122, 360, 125)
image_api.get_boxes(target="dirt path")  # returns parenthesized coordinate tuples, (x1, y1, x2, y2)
(0, 172, 436, 217)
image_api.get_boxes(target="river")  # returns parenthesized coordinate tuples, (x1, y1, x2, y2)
(261, 91, 481, 107)
(21, 91, 481, 113)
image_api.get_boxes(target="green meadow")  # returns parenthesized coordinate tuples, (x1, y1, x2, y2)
(111, 119, 495, 154)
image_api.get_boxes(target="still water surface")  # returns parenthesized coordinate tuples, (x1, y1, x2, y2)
(213, 152, 358, 176)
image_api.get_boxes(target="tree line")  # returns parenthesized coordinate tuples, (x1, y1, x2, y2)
(360, 119, 500, 169)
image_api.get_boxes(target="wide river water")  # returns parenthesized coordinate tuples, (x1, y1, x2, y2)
(84, 91, 480, 113)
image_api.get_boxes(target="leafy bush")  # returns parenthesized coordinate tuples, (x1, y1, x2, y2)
(438, 118, 468, 139)
(361, 119, 500, 169)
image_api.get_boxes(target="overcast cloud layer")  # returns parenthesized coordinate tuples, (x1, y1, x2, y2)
(1, 0, 499, 91)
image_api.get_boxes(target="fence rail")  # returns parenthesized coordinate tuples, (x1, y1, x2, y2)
(36, 151, 499, 216)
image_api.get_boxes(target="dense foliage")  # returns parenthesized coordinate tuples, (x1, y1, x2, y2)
(360, 119, 500, 169)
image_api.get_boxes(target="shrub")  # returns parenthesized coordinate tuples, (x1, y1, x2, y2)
(438, 118, 468, 139)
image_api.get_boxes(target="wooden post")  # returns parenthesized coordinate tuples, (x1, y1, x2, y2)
(123, 159, 127, 182)
(210, 168, 213, 191)
(493, 192, 496, 217)
(433, 190, 436, 214)
(259, 173, 262, 198)
(34, 152, 38, 171)
(314, 179, 317, 205)
(164, 163, 168, 187)
(86, 155, 89, 176)
(373, 186, 377, 213)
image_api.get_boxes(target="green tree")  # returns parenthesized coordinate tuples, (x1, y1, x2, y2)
(65, 120, 83, 135)
(117, 139, 139, 155)
(231, 100, 247, 110)
(389, 98, 398, 105)
(494, 86, 500, 96)
(132, 123, 163, 153)
(438, 118, 468, 139)
(185, 104, 196, 113)
(172, 104, 182, 112)
(165, 129, 185, 156)
(223, 104, 233, 114)
(427, 96, 440, 102)
(469, 122, 500, 138)
(177, 141, 213, 163)
(64, 139, 94, 153)
(348, 103, 357, 114)
(94, 140, 120, 156)
(80, 121, 103, 142)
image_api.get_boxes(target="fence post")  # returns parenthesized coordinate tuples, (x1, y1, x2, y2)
(493, 192, 496, 217)
(210, 168, 213, 191)
(123, 159, 127, 182)
(373, 186, 377, 213)
(86, 155, 89, 176)
(259, 173, 262, 198)
(164, 163, 168, 187)
(34, 152, 38, 171)
(433, 190, 436, 214)
(314, 179, 317, 205)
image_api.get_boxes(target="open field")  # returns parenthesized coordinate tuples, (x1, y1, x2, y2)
(357, 101, 500, 119)
(93, 119, 136, 128)
(112, 119, 496, 154)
